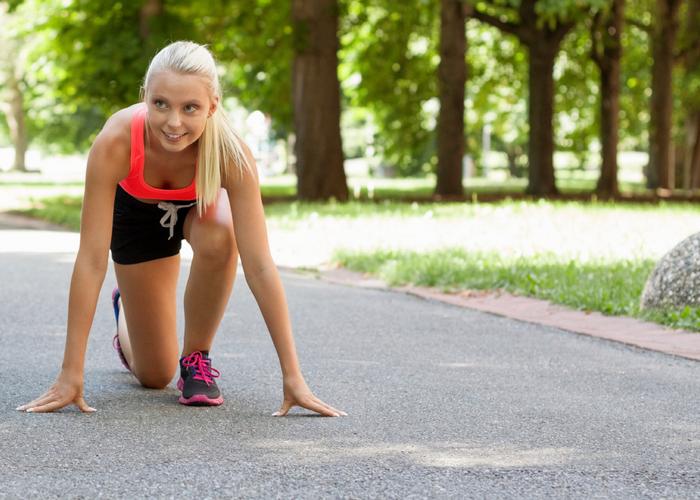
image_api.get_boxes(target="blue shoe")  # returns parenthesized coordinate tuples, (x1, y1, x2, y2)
(111, 287, 131, 373)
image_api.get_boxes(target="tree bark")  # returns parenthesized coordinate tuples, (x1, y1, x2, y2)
(5, 68, 28, 172)
(435, 0, 466, 198)
(292, 0, 348, 201)
(472, 0, 575, 196)
(527, 41, 557, 195)
(139, 0, 162, 40)
(688, 112, 700, 188)
(592, 0, 624, 197)
(681, 0, 700, 189)
(647, 0, 682, 189)
(0, 25, 28, 172)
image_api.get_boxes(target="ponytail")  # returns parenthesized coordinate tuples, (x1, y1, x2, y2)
(196, 106, 251, 216)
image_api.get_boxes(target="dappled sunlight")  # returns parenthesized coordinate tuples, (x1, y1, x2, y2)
(0, 229, 79, 253)
(266, 203, 700, 268)
(251, 439, 579, 468)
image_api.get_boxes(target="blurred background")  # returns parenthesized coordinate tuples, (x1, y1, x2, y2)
(1, 0, 700, 330)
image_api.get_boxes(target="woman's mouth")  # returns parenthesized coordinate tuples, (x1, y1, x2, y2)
(163, 131, 186, 142)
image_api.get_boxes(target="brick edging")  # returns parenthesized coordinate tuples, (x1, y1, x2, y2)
(282, 265, 700, 363)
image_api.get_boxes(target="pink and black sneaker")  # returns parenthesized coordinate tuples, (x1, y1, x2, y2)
(177, 351, 224, 406)
(111, 287, 132, 373)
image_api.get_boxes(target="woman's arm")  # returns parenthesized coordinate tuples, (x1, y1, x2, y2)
(224, 144, 345, 417)
(17, 115, 128, 413)
(224, 146, 300, 378)
(62, 127, 126, 376)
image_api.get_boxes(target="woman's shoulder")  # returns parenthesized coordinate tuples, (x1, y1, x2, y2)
(87, 104, 143, 180)
(96, 104, 143, 147)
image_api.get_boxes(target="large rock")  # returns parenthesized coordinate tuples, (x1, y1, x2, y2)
(641, 232, 700, 309)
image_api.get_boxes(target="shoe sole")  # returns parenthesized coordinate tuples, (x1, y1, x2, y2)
(176, 378, 224, 406)
(111, 287, 132, 373)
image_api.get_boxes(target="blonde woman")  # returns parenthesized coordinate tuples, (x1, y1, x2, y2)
(16, 41, 346, 416)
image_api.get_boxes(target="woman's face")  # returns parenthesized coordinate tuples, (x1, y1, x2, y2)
(144, 70, 218, 153)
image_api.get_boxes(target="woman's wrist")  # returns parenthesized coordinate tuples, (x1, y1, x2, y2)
(61, 362, 85, 379)
(281, 365, 302, 380)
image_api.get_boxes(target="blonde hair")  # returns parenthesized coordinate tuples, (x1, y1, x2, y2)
(143, 41, 251, 215)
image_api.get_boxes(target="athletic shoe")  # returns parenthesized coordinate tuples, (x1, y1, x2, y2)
(111, 287, 132, 373)
(177, 350, 224, 406)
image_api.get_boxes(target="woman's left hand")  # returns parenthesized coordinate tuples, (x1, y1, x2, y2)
(272, 373, 347, 417)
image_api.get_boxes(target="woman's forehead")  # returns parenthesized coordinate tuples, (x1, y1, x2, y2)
(147, 71, 212, 101)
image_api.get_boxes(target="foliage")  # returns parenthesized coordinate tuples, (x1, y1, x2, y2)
(341, 0, 439, 176)
(3, 0, 196, 153)
(190, 0, 294, 139)
(334, 247, 700, 332)
(0, 0, 690, 182)
(466, 21, 528, 175)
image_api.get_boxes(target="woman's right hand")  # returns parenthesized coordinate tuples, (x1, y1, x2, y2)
(16, 370, 97, 414)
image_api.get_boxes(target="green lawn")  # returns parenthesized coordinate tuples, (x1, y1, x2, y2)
(7, 180, 700, 333)
(333, 248, 700, 332)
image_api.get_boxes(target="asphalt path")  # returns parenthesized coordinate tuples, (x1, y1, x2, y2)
(1, 228, 699, 499)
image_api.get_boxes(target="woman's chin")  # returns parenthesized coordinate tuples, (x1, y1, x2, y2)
(159, 136, 191, 152)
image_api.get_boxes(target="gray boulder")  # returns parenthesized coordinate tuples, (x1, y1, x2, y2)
(641, 232, 700, 309)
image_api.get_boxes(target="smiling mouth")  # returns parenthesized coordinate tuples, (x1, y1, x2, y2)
(163, 131, 186, 141)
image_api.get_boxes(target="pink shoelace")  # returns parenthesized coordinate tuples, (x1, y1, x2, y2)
(181, 351, 221, 385)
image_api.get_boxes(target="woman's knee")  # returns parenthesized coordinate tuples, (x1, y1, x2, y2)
(191, 221, 238, 263)
(135, 367, 177, 390)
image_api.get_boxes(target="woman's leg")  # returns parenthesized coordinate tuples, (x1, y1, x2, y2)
(181, 188, 238, 357)
(114, 254, 181, 389)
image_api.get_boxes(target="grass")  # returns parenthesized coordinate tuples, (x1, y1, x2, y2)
(8, 183, 700, 333)
(259, 174, 652, 199)
(333, 248, 700, 332)
(20, 195, 83, 229)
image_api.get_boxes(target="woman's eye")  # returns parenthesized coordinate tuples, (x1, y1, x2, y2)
(185, 104, 198, 113)
(154, 100, 167, 108)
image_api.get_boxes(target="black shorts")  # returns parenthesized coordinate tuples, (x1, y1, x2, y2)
(110, 185, 197, 265)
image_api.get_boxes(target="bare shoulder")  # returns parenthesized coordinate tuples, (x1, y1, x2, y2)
(225, 138, 259, 191)
(87, 104, 142, 183)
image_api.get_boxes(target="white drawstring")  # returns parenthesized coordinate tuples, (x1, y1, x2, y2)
(157, 201, 197, 240)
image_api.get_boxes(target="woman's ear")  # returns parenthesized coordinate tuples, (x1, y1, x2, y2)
(208, 96, 220, 118)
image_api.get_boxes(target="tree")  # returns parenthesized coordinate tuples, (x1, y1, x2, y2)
(677, 0, 700, 188)
(646, 0, 683, 189)
(0, 4, 28, 170)
(590, 0, 625, 197)
(292, 0, 348, 200)
(435, 0, 466, 197)
(342, 1, 438, 177)
(469, 0, 606, 195)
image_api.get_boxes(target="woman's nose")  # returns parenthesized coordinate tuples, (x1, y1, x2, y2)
(166, 112, 183, 129)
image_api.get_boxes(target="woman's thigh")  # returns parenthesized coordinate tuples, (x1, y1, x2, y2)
(114, 254, 181, 388)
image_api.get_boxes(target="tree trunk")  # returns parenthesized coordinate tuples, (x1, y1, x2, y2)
(682, 0, 700, 189)
(688, 112, 700, 188)
(139, 0, 162, 40)
(292, 0, 348, 201)
(647, 0, 682, 189)
(2, 50, 28, 172)
(527, 41, 557, 195)
(594, 0, 624, 197)
(470, 0, 574, 196)
(435, 0, 466, 198)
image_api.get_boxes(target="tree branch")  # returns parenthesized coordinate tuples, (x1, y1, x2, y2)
(469, 9, 525, 41)
(625, 17, 651, 34)
(589, 12, 603, 67)
(675, 40, 700, 66)
(551, 19, 575, 44)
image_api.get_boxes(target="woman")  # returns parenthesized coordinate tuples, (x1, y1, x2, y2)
(16, 41, 346, 416)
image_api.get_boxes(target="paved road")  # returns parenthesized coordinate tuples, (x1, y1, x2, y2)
(1, 228, 699, 498)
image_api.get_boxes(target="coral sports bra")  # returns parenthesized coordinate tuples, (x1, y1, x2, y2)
(118, 104, 198, 201)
